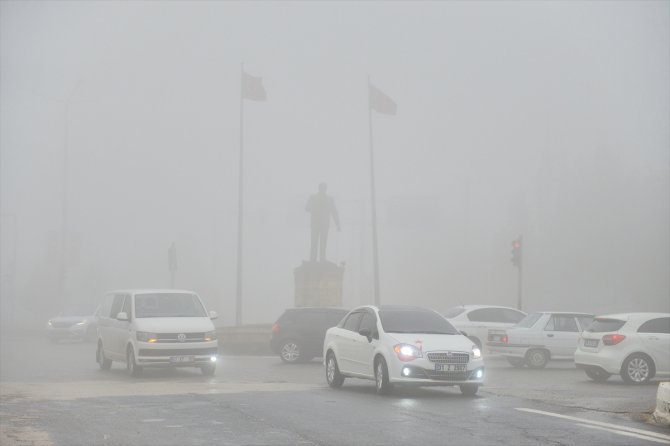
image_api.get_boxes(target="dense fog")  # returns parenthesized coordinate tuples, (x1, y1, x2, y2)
(1, 1, 668, 329)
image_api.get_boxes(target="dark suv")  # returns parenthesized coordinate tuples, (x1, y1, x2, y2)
(271, 307, 349, 363)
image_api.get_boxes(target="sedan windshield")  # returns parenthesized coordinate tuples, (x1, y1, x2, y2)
(135, 293, 207, 318)
(379, 309, 459, 334)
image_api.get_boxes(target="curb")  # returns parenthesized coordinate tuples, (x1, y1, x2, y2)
(653, 382, 670, 426)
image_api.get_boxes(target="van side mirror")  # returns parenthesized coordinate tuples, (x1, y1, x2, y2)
(116, 312, 129, 321)
(209, 310, 218, 320)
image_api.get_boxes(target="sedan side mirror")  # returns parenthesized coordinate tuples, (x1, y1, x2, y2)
(116, 312, 129, 321)
(359, 328, 372, 342)
(209, 310, 218, 320)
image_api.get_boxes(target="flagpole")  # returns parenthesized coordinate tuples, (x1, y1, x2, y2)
(235, 62, 244, 326)
(368, 76, 381, 306)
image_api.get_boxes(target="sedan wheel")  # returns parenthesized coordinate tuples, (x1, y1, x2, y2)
(526, 349, 549, 369)
(621, 354, 653, 384)
(374, 357, 393, 395)
(325, 352, 344, 388)
(279, 340, 302, 363)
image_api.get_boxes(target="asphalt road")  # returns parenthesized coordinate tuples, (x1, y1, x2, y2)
(1, 334, 668, 445)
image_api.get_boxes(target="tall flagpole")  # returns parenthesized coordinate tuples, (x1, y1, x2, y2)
(236, 62, 245, 326)
(368, 76, 381, 306)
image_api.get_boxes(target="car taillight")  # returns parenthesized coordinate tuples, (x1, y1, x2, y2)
(502, 335, 508, 344)
(602, 334, 625, 346)
(271, 323, 280, 334)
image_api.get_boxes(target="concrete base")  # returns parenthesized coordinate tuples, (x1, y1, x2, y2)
(653, 382, 670, 426)
(294, 260, 344, 307)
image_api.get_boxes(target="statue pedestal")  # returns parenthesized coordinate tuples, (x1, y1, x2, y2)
(294, 261, 344, 307)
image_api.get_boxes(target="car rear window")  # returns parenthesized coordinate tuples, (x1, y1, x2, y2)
(379, 309, 459, 334)
(586, 318, 626, 333)
(444, 307, 466, 318)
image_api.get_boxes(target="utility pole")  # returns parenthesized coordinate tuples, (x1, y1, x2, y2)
(511, 235, 523, 310)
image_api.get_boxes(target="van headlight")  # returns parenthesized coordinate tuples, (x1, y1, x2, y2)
(204, 331, 217, 341)
(136, 332, 158, 343)
(472, 345, 482, 359)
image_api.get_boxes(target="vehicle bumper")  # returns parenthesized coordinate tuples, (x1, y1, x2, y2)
(136, 341, 219, 367)
(487, 342, 529, 358)
(47, 325, 89, 340)
(387, 356, 485, 386)
(574, 349, 622, 374)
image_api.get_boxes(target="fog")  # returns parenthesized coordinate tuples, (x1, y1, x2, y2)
(1, 0, 668, 329)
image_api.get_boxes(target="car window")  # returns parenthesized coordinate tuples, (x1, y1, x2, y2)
(135, 293, 207, 318)
(379, 309, 459, 334)
(503, 309, 526, 324)
(342, 312, 364, 332)
(109, 294, 125, 318)
(444, 307, 466, 318)
(121, 295, 132, 320)
(576, 316, 594, 331)
(517, 313, 542, 328)
(97, 295, 113, 318)
(467, 308, 502, 323)
(359, 312, 378, 335)
(586, 318, 626, 332)
(545, 315, 579, 332)
(638, 317, 670, 334)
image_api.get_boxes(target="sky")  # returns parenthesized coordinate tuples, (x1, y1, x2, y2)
(1, 0, 669, 327)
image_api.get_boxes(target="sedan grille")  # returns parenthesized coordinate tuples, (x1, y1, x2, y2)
(426, 352, 470, 364)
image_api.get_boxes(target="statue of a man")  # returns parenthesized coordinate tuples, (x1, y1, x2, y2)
(305, 183, 341, 262)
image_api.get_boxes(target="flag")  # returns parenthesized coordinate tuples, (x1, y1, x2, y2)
(369, 83, 396, 115)
(242, 71, 267, 101)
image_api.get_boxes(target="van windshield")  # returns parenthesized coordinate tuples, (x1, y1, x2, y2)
(135, 293, 207, 318)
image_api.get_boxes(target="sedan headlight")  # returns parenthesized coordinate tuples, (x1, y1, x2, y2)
(472, 345, 482, 359)
(136, 332, 158, 343)
(393, 343, 423, 362)
(204, 330, 217, 341)
(75, 321, 86, 326)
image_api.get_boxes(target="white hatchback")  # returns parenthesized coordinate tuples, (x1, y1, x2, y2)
(323, 305, 485, 396)
(95, 289, 219, 377)
(575, 313, 670, 384)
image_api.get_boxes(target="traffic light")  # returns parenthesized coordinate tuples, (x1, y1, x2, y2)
(511, 237, 522, 267)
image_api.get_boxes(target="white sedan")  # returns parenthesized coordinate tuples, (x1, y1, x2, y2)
(487, 311, 594, 368)
(323, 305, 485, 396)
(575, 313, 670, 384)
(444, 305, 527, 352)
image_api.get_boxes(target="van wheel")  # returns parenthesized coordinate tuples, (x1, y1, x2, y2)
(201, 363, 216, 376)
(126, 346, 142, 377)
(279, 339, 302, 363)
(526, 349, 549, 369)
(374, 357, 393, 395)
(325, 352, 344, 388)
(97, 342, 112, 370)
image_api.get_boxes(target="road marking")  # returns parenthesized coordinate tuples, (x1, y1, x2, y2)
(141, 419, 165, 423)
(577, 423, 670, 444)
(516, 408, 670, 442)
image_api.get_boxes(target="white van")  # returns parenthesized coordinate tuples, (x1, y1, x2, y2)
(95, 289, 219, 376)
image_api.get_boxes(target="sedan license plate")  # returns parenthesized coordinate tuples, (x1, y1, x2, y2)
(170, 355, 194, 363)
(584, 339, 599, 348)
(435, 363, 466, 372)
